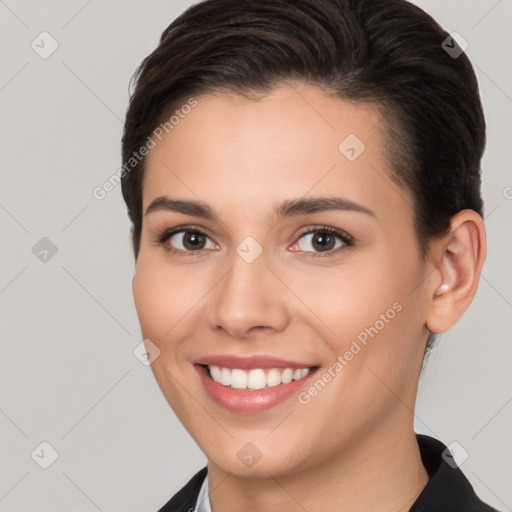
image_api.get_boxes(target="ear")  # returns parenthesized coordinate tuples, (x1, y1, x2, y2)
(425, 209, 487, 334)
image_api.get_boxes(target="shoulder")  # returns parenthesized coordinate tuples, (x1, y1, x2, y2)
(412, 434, 501, 512)
(156, 466, 208, 512)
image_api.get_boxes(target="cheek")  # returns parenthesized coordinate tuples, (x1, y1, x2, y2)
(131, 260, 199, 414)
(132, 263, 166, 339)
(284, 260, 402, 344)
(299, 247, 425, 370)
(132, 260, 189, 359)
(132, 258, 198, 339)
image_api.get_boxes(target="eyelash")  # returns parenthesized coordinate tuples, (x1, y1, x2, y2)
(152, 224, 354, 257)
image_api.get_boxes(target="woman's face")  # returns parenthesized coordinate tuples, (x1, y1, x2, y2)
(133, 83, 433, 477)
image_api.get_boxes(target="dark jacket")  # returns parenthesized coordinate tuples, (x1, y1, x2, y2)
(157, 434, 500, 512)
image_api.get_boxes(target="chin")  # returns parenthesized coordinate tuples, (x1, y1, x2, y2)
(201, 438, 310, 479)
(209, 454, 299, 479)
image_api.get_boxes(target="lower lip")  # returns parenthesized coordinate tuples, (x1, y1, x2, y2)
(195, 364, 319, 413)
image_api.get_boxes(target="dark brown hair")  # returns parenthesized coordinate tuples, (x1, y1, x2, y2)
(121, 0, 486, 354)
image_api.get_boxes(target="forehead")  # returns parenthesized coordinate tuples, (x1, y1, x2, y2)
(142, 83, 409, 222)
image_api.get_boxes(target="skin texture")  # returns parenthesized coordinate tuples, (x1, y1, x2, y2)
(132, 82, 486, 512)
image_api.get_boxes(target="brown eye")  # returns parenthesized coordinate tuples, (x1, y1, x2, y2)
(177, 231, 207, 250)
(160, 228, 218, 253)
(293, 227, 353, 254)
(312, 232, 336, 251)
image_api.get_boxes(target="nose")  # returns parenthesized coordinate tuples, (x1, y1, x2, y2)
(206, 246, 290, 339)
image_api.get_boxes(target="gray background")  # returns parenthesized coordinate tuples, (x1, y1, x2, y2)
(0, 1, 510, 511)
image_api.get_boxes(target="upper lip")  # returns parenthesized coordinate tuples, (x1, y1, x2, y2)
(194, 355, 318, 370)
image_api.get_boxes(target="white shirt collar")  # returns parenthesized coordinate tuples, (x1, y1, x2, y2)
(195, 471, 212, 512)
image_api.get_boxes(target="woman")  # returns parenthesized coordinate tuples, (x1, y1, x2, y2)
(121, 0, 499, 510)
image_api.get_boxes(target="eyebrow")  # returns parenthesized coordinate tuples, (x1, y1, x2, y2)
(144, 195, 375, 220)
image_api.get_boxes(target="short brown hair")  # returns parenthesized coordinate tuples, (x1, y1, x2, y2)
(121, 0, 486, 354)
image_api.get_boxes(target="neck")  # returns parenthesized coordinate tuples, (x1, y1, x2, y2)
(207, 418, 429, 512)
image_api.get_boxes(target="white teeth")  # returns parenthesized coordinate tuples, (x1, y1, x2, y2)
(206, 365, 312, 390)
(247, 369, 267, 390)
(220, 367, 231, 386)
(281, 368, 293, 384)
(266, 368, 282, 387)
(230, 369, 247, 389)
(210, 365, 221, 382)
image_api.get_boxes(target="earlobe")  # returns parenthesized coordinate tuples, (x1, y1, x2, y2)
(425, 210, 487, 334)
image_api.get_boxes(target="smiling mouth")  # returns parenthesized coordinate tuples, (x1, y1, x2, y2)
(199, 364, 320, 391)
